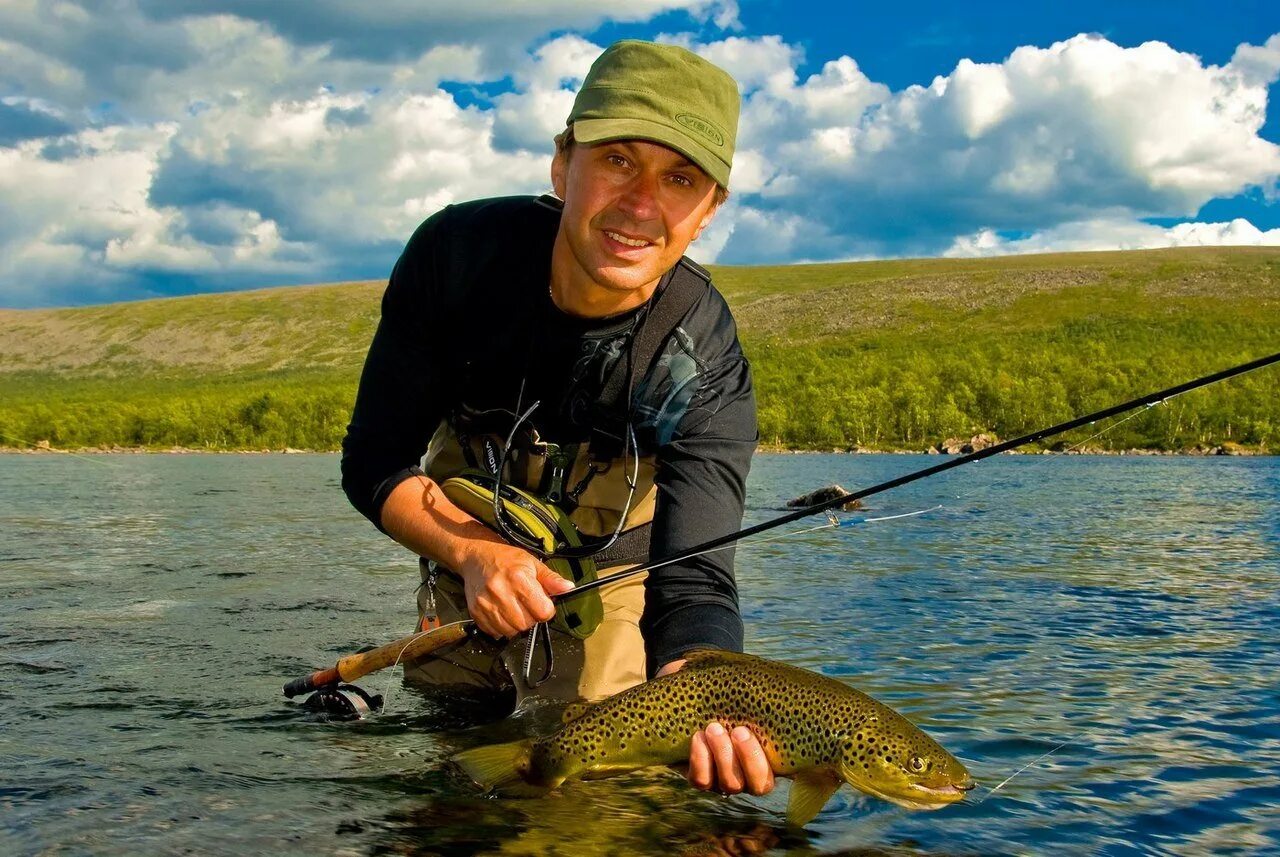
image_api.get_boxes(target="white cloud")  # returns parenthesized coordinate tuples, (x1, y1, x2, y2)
(0, 4, 727, 305)
(1230, 32, 1280, 87)
(0, 72, 563, 305)
(513, 34, 601, 91)
(0, 124, 320, 305)
(1, 4, 1278, 305)
(710, 32, 1280, 262)
(1, 9, 488, 123)
(132, 1, 737, 63)
(944, 217, 1280, 257)
(0, 1, 730, 113)
(493, 35, 602, 151)
(670, 34, 803, 93)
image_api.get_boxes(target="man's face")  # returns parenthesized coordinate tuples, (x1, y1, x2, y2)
(551, 138, 721, 299)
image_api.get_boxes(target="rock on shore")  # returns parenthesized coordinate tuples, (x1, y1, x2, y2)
(931, 433, 1000, 455)
(785, 484, 864, 511)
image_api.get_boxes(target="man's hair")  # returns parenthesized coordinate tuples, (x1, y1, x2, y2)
(555, 125, 730, 208)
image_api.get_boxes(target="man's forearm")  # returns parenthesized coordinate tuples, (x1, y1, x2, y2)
(379, 474, 506, 570)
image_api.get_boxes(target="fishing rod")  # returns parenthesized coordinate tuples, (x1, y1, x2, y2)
(559, 349, 1280, 599)
(283, 351, 1279, 707)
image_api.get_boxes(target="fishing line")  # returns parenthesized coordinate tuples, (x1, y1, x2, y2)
(936, 394, 1187, 516)
(662, 505, 945, 573)
(376, 620, 479, 715)
(911, 401, 1166, 525)
(0, 431, 123, 468)
(377, 628, 431, 715)
(932, 349, 1274, 517)
(751, 395, 1172, 557)
(975, 733, 1084, 805)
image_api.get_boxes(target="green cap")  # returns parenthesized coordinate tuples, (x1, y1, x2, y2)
(567, 40, 740, 188)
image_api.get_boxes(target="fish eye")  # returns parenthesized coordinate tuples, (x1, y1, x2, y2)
(908, 755, 931, 774)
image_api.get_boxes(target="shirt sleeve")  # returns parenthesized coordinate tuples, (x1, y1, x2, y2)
(640, 349, 757, 676)
(340, 210, 454, 532)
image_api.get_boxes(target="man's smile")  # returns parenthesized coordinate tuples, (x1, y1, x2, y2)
(602, 228, 655, 250)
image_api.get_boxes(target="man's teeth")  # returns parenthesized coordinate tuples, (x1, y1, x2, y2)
(606, 230, 649, 247)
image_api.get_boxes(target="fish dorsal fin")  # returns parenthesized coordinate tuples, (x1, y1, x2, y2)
(561, 701, 595, 724)
(786, 769, 842, 827)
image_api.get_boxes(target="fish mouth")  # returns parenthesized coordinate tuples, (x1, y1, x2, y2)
(852, 776, 976, 811)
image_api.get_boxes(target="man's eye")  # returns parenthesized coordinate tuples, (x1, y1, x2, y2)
(606, 154, 628, 167)
(670, 174, 693, 187)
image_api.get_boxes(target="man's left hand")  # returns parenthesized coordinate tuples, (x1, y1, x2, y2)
(656, 659, 777, 796)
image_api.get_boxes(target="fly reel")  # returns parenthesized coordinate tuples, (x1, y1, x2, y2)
(301, 683, 383, 721)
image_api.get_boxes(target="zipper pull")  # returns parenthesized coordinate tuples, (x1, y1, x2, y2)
(545, 444, 567, 504)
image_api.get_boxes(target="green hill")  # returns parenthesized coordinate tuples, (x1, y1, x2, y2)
(2, 247, 1278, 452)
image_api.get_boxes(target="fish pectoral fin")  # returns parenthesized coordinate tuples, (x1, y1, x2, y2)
(786, 769, 843, 827)
(451, 740, 534, 792)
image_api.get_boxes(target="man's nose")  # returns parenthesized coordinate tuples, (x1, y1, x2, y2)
(616, 172, 659, 220)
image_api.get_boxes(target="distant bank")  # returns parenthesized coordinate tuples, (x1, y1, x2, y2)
(2, 246, 1278, 455)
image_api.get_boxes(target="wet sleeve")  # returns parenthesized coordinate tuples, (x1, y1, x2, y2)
(340, 211, 454, 533)
(641, 352, 757, 676)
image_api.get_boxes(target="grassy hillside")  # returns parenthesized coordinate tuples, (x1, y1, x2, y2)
(2, 247, 1278, 452)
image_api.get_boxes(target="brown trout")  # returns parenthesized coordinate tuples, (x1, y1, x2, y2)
(453, 650, 974, 825)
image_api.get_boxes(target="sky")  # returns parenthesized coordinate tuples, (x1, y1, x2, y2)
(1, 0, 1277, 308)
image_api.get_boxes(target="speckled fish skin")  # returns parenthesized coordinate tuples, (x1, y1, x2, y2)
(453, 649, 974, 824)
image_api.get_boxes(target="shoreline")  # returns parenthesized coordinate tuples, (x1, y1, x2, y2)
(3, 444, 1275, 457)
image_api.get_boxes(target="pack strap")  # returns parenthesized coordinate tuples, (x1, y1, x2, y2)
(592, 257, 709, 443)
(591, 523, 652, 568)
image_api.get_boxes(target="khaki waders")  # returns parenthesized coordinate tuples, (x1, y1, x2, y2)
(401, 422, 656, 711)
(404, 560, 648, 708)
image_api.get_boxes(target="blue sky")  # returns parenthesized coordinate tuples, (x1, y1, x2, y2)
(0, 1, 1277, 307)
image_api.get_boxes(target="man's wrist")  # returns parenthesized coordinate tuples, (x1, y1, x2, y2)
(439, 521, 498, 575)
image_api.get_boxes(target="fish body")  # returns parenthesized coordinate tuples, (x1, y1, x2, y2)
(453, 650, 974, 825)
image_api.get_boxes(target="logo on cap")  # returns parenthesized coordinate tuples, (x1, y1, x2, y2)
(675, 113, 725, 148)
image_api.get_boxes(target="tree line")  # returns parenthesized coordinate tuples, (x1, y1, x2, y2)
(3, 333, 1276, 452)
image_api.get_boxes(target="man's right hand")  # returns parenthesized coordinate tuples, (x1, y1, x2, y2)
(455, 541, 575, 638)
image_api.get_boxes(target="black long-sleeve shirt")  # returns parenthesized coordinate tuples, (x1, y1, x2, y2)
(341, 195, 757, 673)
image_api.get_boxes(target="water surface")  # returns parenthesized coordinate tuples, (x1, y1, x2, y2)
(2, 453, 1277, 855)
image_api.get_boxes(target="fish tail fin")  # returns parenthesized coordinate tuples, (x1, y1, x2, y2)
(452, 740, 535, 791)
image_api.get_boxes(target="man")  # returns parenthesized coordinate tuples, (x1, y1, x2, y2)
(342, 40, 773, 797)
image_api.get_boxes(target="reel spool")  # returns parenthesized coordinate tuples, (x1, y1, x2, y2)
(301, 683, 383, 721)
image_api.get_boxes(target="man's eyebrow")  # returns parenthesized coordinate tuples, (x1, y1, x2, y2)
(610, 139, 697, 170)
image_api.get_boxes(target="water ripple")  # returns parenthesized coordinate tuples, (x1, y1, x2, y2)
(1, 452, 1277, 855)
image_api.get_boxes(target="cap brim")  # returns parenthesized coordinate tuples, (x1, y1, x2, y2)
(573, 117, 731, 188)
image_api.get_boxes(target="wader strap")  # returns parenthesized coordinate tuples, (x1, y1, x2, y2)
(591, 523, 652, 567)
(591, 257, 710, 457)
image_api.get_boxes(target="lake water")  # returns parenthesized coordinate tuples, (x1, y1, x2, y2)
(2, 452, 1277, 856)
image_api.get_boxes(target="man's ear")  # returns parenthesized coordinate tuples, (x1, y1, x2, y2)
(551, 144, 568, 200)
(692, 194, 725, 241)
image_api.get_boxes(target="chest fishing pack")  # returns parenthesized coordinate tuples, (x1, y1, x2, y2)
(441, 470, 603, 638)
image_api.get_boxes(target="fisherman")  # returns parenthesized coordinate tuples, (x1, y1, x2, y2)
(341, 40, 773, 797)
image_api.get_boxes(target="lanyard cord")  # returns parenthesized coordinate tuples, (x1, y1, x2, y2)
(488, 284, 652, 559)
